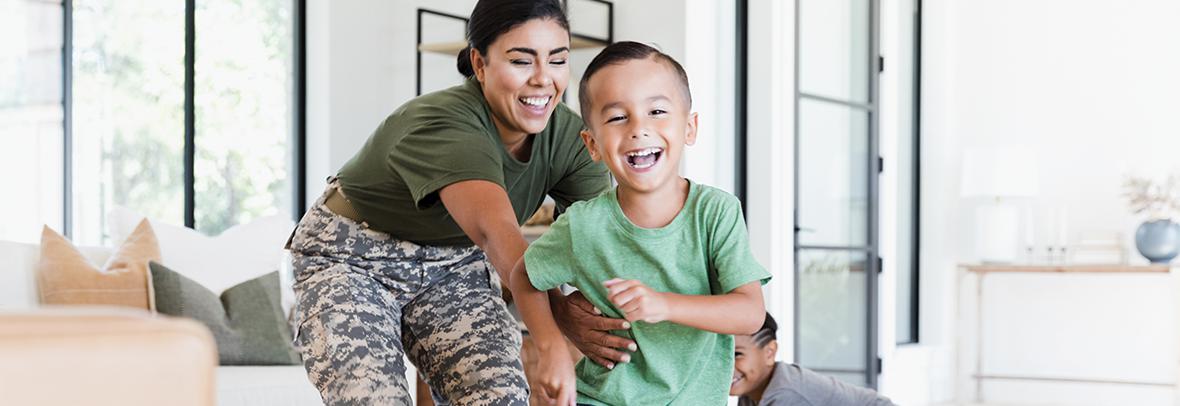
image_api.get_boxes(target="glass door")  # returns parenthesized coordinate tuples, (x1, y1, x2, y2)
(794, 0, 880, 388)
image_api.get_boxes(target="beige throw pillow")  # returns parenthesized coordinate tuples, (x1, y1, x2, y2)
(37, 220, 161, 309)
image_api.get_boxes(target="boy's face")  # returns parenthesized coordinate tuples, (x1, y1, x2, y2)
(731, 335, 777, 398)
(580, 57, 697, 194)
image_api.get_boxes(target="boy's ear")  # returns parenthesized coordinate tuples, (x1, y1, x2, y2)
(762, 340, 778, 366)
(472, 48, 487, 83)
(684, 112, 699, 146)
(579, 129, 602, 161)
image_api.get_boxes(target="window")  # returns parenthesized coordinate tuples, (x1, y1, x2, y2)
(26, 0, 306, 245)
(194, 0, 294, 234)
(0, 0, 65, 243)
(71, 0, 186, 244)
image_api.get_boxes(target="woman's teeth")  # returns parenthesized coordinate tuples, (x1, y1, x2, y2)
(520, 96, 550, 107)
(626, 147, 663, 169)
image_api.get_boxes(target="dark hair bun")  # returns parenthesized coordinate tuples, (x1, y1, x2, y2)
(456, 46, 474, 77)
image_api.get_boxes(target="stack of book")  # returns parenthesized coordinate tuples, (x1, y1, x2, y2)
(1068, 231, 1127, 265)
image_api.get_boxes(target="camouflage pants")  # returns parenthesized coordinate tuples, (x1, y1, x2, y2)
(289, 181, 528, 405)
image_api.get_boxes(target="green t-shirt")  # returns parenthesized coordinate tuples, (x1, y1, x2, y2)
(524, 181, 772, 406)
(336, 77, 610, 246)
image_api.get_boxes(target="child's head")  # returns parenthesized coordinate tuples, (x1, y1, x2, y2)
(731, 312, 778, 398)
(577, 41, 698, 194)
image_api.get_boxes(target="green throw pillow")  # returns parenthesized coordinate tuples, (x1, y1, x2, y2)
(148, 262, 300, 365)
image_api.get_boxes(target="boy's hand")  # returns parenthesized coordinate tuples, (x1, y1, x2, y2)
(604, 278, 670, 324)
(536, 342, 579, 406)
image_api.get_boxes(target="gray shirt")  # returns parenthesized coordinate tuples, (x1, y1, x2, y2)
(737, 362, 897, 406)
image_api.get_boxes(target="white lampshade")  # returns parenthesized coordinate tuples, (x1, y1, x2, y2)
(960, 146, 1040, 198)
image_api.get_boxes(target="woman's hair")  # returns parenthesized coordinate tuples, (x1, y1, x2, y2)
(751, 312, 777, 348)
(577, 41, 692, 120)
(456, 0, 570, 77)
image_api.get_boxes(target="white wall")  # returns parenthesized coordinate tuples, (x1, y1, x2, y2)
(918, 0, 1180, 403)
(305, 0, 478, 204)
(744, 0, 797, 362)
(682, 0, 736, 193)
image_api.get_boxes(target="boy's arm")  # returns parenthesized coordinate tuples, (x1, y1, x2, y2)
(510, 259, 578, 405)
(511, 259, 567, 352)
(605, 279, 764, 335)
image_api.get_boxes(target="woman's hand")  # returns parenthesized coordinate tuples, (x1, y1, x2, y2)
(550, 291, 636, 369)
(605, 279, 670, 324)
(535, 341, 579, 406)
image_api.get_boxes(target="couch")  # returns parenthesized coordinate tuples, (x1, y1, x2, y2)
(0, 239, 324, 405)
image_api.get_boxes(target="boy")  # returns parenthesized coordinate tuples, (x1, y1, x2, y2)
(509, 41, 772, 405)
(732, 313, 897, 406)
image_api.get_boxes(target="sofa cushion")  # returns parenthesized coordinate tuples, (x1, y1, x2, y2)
(0, 240, 111, 310)
(36, 221, 160, 309)
(149, 262, 299, 365)
(108, 207, 296, 316)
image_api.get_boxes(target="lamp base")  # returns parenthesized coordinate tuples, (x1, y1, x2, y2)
(975, 203, 1020, 263)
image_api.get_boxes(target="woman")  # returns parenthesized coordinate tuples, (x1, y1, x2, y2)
(288, 0, 634, 404)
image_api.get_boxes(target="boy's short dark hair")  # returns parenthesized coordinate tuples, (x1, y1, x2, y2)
(752, 312, 777, 348)
(577, 41, 692, 121)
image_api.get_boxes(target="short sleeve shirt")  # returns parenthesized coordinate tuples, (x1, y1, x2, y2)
(524, 181, 773, 405)
(336, 77, 610, 246)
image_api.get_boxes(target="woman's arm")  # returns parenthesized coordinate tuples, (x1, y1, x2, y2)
(439, 180, 528, 286)
(605, 279, 765, 335)
(440, 179, 635, 367)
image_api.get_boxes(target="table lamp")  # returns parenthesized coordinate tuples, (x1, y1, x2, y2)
(960, 147, 1040, 263)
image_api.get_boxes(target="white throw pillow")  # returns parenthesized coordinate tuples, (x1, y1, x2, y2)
(107, 206, 296, 315)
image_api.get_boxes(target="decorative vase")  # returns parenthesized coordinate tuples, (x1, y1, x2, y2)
(1135, 220, 1180, 263)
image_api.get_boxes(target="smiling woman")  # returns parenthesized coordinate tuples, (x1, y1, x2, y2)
(463, 17, 570, 162)
(285, 0, 631, 404)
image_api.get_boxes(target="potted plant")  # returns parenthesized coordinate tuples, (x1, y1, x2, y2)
(1123, 175, 1180, 263)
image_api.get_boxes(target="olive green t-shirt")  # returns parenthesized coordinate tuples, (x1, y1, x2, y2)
(336, 77, 610, 246)
(524, 181, 773, 406)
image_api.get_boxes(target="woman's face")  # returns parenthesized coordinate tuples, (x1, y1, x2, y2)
(472, 18, 570, 140)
